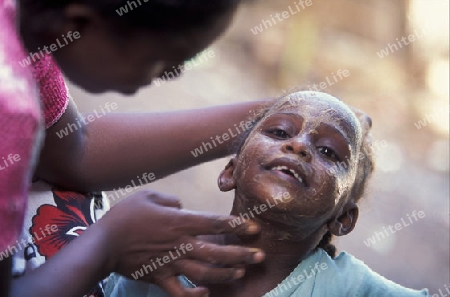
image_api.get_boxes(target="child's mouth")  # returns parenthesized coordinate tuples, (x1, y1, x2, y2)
(265, 158, 309, 187)
(270, 166, 303, 184)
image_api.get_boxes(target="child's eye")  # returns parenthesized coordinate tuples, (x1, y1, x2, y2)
(268, 129, 291, 139)
(318, 147, 340, 162)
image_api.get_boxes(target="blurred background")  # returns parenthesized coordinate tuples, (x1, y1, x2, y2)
(69, 0, 449, 294)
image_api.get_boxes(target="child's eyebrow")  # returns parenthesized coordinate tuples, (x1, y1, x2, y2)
(269, 112, 354, 147)
(321, 123, 353, 150)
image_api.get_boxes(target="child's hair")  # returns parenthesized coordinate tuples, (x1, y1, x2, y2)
(233, 94, 375, 258)
(20, 0, 241, 33)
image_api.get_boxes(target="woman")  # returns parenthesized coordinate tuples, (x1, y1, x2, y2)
(0, 1, 268, 296)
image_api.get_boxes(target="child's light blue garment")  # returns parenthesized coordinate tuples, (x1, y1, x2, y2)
(105, 274, 194, 297)
(105, 248, 429, 297)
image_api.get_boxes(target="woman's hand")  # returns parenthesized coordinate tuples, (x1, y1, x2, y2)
(98, 190, 264, 297)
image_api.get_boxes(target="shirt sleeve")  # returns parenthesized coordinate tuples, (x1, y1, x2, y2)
(0, 2, 43, 253)
(105, 273, 195, 297)
(307, 250, 430, 297)
(351, 255, 430, 297)
(31, 54, 70, 129)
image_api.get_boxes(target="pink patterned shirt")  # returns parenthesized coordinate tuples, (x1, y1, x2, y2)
(2, 4, 107, 295)
(0, 0, 69, 253)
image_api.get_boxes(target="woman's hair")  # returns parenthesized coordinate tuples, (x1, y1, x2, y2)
(20, 0, 241, 33)
(233, 93, 375, 258)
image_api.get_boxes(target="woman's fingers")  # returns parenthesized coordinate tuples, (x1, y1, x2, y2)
(173, 259, 245, 284)
(142, 190, 182, 209)
(181, 240, 265, 266)
(156, 276, 210, 297)
(108, 190, 266, 289)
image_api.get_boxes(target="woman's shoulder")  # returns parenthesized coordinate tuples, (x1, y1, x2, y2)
(1, 1, 68, 129)
(31, 54, 70, 129)
(0, 0, 44, 253)
(0, 0, 40, 116)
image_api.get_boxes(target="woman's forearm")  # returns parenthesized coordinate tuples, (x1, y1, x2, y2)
(9, 223, 111, 297)
(36, 99, 269, 191)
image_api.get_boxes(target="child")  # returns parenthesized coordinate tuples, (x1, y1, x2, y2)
(106, 91, 430, 297)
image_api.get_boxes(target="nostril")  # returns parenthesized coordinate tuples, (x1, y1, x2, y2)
(286, 145, 294, 151)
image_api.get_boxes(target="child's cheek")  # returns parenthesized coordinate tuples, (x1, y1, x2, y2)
(236, 132, 261, 163)
(307, 168, 341, 216)
(334, 160, 358, 204)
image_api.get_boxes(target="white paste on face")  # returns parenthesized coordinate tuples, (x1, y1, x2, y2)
(244, 91, 364, 206)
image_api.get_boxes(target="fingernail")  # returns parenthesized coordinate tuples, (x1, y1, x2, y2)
(234, 268, 245, 279)
(199, 288, 210, 297)
(248, 249, 265, 262)
(246, 224, 259, 234)
(248, 248, 261, 253)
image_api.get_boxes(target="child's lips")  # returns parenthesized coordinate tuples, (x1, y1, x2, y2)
(264, 158, 310, 187)
(270, 165, 304, 184)
(269, 169, 306, 189)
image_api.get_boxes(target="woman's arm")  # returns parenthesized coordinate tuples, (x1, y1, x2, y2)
(0, 258, 12, 297)
(7, 191, 264, 297)
(9, 216, 111, 297)
(35, 99, 268, 191)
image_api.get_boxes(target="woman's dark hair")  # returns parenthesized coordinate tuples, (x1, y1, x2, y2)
(20, 0, 241, 33)
(233, 92, 375, 258)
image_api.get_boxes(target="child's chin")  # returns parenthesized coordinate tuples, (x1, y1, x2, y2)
(253, 209, 305, 231)
(242, 189, 295, 211)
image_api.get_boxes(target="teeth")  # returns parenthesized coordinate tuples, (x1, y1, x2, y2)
(270, 166, 303, 183)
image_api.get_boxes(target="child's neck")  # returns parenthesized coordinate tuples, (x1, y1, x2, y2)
(203, 233, 309, 297)
(202, 194, 326, 297)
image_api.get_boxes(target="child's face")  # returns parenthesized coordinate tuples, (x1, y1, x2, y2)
(231, 92, 363, 229)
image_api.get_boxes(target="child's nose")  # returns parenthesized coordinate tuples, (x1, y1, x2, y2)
(282, 138, 312, 162)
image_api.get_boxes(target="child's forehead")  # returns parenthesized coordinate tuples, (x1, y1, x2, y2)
(269, 92, 348, 114)
(250, 91, 363, 152)
(265, 92, 359, 127)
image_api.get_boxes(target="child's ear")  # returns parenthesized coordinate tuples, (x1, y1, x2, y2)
(327, 201, 359, 236)
(218, 158, 237, 192)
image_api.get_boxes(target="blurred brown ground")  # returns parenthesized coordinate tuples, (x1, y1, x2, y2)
(69, 0, 449, 294)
